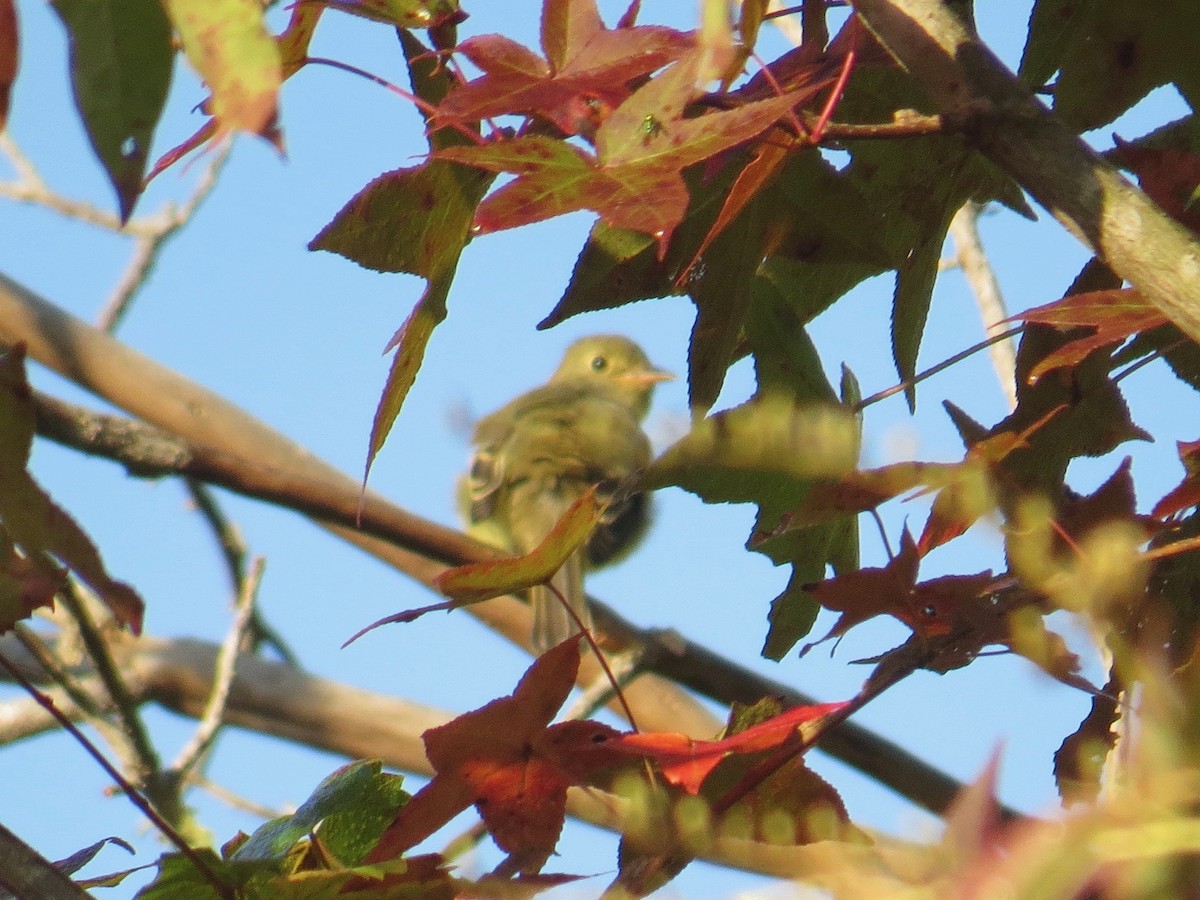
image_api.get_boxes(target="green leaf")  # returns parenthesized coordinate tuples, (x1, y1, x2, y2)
(646, 395, 859, 521)
(163, 0, 281, 137)
(308, 35, 493, 476)
(762, 565, 821, 661)
(234, 760, 408, 867)
(434, 488, 602, 604)
(1046, 1, 1200, 132)
(309, 162, 494, 277)
(684, 188, 764, 415)
(135, 849, 243, 899)
(1018, 0, 1087, 90)
(835, 63, 1029, 407)
(745, 288, 837, 405)
(309, 160, 491, 473)
(541, 163, 738, 328)
(50, 0, 172, 221)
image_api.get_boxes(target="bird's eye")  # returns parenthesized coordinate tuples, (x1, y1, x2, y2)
(590, 355, 608, 372)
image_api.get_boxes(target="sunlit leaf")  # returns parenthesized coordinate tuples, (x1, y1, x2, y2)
(162, 0, 281, 138)
(435, 488, 602, 604)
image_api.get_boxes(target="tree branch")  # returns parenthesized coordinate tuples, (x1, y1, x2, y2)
(0, 270, 977, 820)
(850, 0, 1200, 343)
(948, 200, 1016, 409)
(0, 634, 993, 877)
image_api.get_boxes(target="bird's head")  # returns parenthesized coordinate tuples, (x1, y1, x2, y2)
(551, 334, 672, 419)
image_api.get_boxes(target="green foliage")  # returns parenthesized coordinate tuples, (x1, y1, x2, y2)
(22, 0, 1200, 896)
(137, 761, 410, 897)
(49, 0, 172, 221)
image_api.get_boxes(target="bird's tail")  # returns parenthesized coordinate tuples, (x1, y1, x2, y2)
(531, 549, 589, 652)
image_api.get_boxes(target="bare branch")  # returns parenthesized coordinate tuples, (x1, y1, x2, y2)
(948, 200, 1016, 409)
(0, 271, 978, 821)
(0, 634, 1009, 877)
(170, 557, 265, 779)
(0, 132, 230, 332)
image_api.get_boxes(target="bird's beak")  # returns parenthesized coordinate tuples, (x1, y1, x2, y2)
(622, 368, 675, 387)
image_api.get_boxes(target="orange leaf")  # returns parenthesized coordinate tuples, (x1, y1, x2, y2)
(1153, 439, 1200, 519)
(369, 639, 583, 871)
(1010, 288, 1165, 382)
(558, 701, 848, 794)
(435, 487, 603, 603)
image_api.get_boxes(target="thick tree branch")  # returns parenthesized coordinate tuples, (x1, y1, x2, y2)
(851, 0, 1200, 343)
(0, 271, 975, 820)
(29, 382, 973, 818)
(0, 634, 980, 878)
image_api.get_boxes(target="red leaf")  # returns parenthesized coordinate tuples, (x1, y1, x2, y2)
(0, 0, 16, 130)
(551, 701, 847, 794)
(549, 701, 848, 795)
(433, 0, 691, 136)
(368, 639, 584, 872)
(1154, 439, 1200, 519)
(438, 50, 825, 252)
(1010, 288, 1165, 382)
(802, 531, 993, 650)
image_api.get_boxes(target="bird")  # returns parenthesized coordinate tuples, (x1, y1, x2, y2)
(462, 335, 671, 652)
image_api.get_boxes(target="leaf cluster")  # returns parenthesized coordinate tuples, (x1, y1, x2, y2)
(12, 0, 1200, 896)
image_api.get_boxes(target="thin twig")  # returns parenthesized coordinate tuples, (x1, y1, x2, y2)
(854, 325, 1025, 411)
(948, 200, 1017, 409)
(184, 477, 297, 664)
(0, 649, 234, 900)
(55, 582, 168, 811)
(171, 557, 265, 779)
(96, 140, 230, 332)
(0, 134, 123, 230)
(191, 775, 290, 820)
(0, 132, 230, 333)
(562, 647, 645, 721)
(11, 623, 103, 719)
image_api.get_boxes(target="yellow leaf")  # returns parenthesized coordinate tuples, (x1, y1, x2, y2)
(435, 488, 603, 604)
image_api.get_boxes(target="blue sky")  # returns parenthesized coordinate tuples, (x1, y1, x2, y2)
(3, 2, 1197, 897)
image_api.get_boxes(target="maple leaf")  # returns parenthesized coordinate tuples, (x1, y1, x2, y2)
(148, 3, 324, 182)
(432, 0, 692, 136)
(436, 487, 604, 604)
(1010, 287, 1166, 383)
(1153, 438, 1200, 519)
(367, 639, 587, 874)
(342, 488, 604, 646)
(800, 531, 994, 653)
(0, 348, 143, 633)
(436, 49, 826, 252)
(1057, 457, 1155, 550)
(581, 700, 847, 794)
(1054, 669, 1122, 805)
